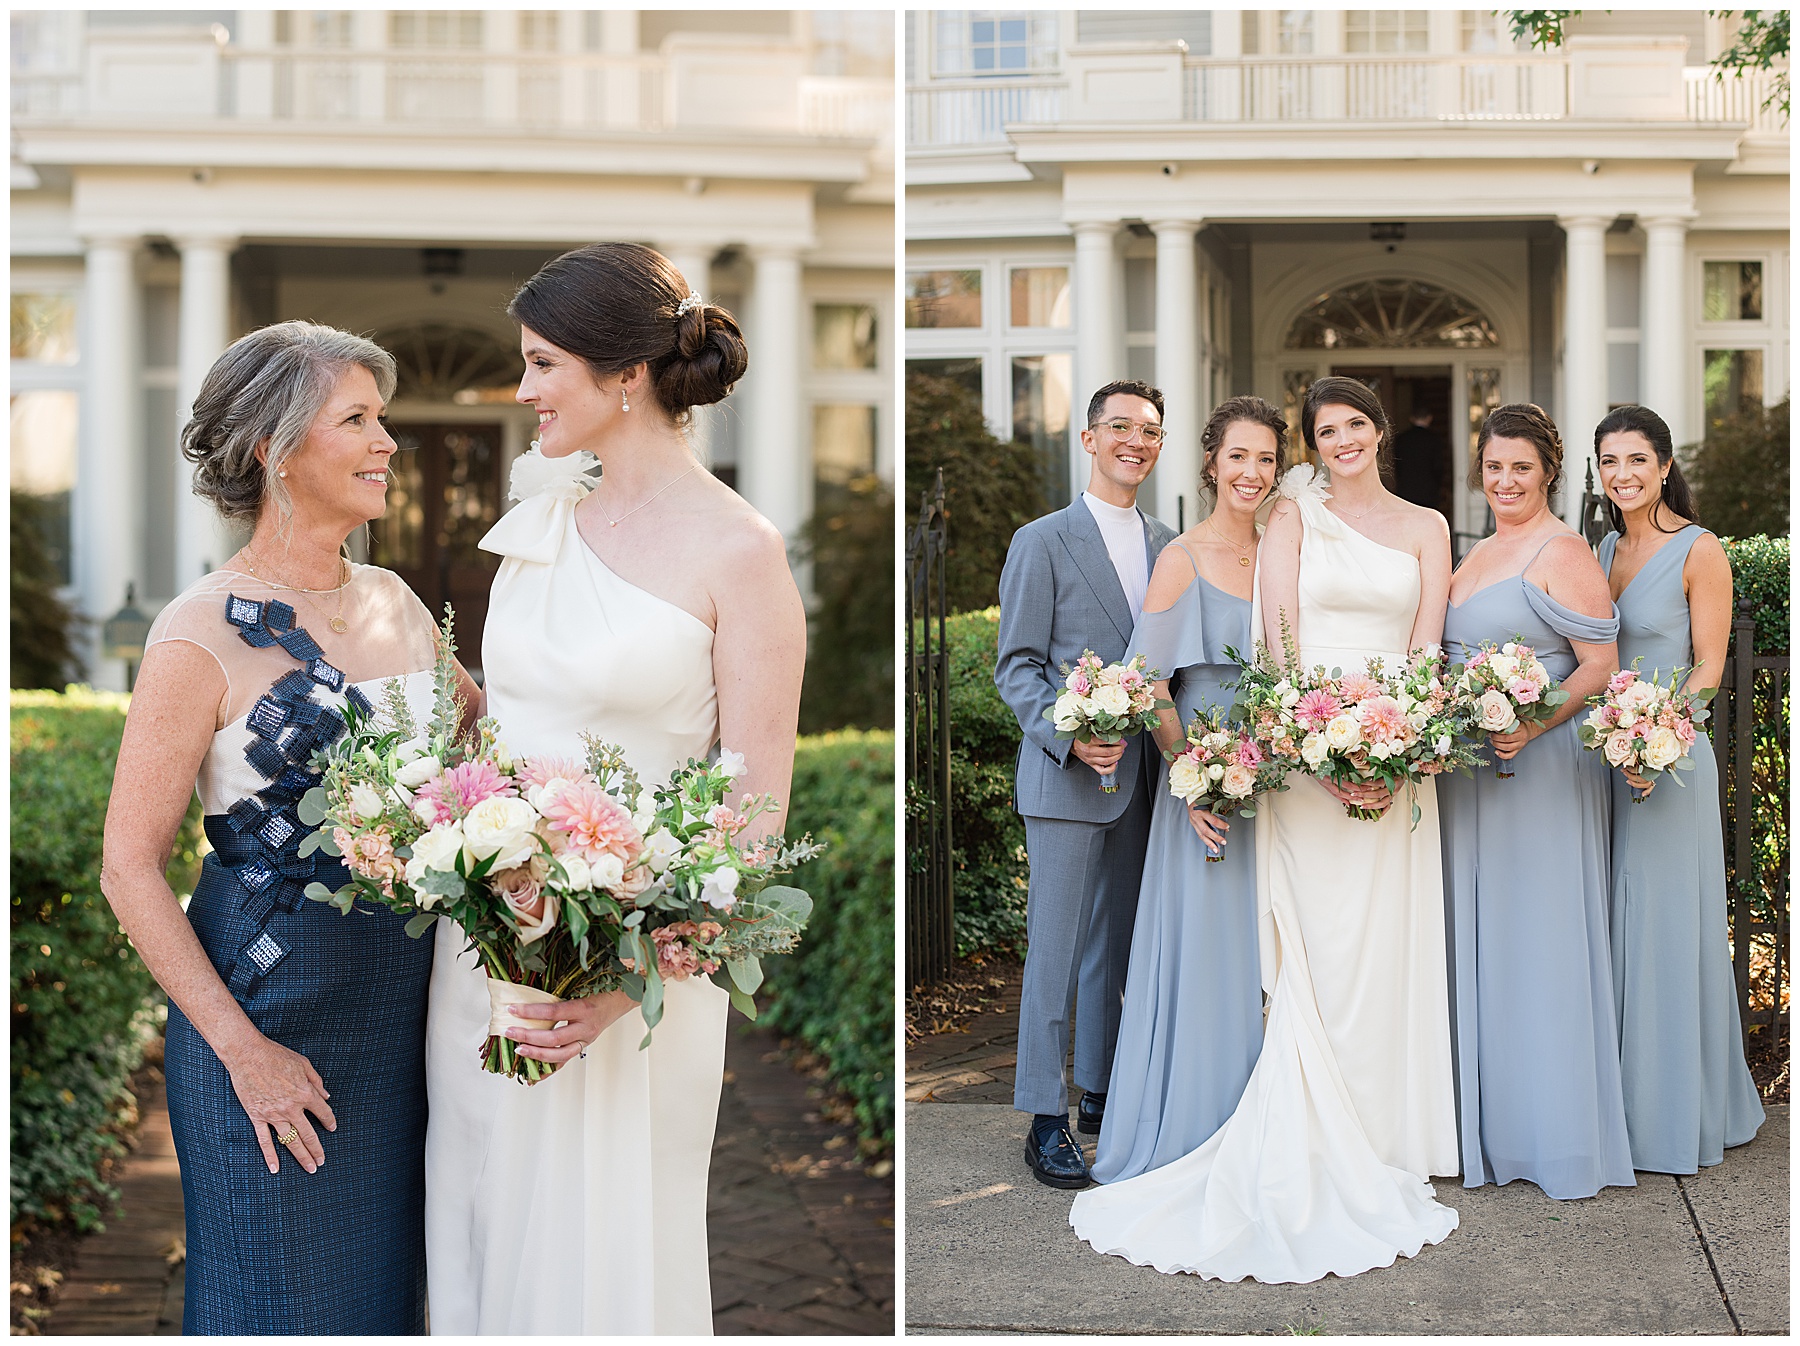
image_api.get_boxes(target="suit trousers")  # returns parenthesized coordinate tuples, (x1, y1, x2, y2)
(1014, 789, 1153, 1117)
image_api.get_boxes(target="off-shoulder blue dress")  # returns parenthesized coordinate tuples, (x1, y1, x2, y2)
(1599, 526, 1763, 1172)
(161, 591, 435, 1333)
(1092, 545, 1263, 1184)
(1438, 553, 1636, 1198)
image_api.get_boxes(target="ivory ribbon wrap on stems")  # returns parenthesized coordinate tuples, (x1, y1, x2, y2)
(485, 976, 566, 1038)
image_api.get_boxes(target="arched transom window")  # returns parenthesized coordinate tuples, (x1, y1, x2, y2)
(1285, 279, 1500, 350)
(373, 323, 524, 402)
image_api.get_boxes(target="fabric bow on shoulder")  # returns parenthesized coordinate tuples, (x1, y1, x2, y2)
(479, 442, 600, 564)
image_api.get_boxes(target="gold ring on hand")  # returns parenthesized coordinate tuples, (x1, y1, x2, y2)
(277, 1126, 300, 1147)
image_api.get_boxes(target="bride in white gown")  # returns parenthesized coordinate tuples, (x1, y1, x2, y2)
(1072, 377, 1460, 1282)
(423, 244, 805, 1333)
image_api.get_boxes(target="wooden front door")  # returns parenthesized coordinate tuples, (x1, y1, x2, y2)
(370, 422, 504, 672)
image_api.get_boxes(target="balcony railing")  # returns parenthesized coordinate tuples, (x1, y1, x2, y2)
(907, 54, 1789, 146)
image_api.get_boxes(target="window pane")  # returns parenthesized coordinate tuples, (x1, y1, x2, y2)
(1702, 261, 1763, 322)
(373, 429, 426, 569)
(907, 357, 983, 403)
(10, 390, 79, 584)
(440, 428, 500, 567)
(1607, 342, 1640, 408)
(1277, 11, 1314, 54)
(814, 304, 879, 370)
(812, 403, 879, 513)
(906, 270, 982, 328)
(1702, 349, 1764, 421)
(1011, 353, 1073, 503)
(1009, 266, 1071, 329)
(11, 293, 78, 363)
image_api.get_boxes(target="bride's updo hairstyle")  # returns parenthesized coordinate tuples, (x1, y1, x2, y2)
(507, 242, 748, 423)
(1470, 401, 1564, 501)
(1300, 375, 1392, 473)
(1199, 395, 1289, 503)
(180, 320, 398, 524)
(1593, 403, 1696, 534)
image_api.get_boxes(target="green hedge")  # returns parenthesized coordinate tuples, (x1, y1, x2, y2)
(1719, 536, 1788, 951)
(759, 730, 895, 1145)
(11, 689, 201, 1228)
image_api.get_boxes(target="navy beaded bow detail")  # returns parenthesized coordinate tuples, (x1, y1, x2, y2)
(209, 595, 374, 995)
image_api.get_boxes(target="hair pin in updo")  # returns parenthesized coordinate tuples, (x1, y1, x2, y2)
(676, 293, 703, 317)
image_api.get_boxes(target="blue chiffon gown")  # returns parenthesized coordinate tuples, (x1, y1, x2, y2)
(1092, 547, 1263, 1184)
(1438, 555, 1636, 1198)
(1599, 526, 1763, 1172)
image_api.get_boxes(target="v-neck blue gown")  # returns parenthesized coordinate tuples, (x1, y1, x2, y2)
(1598, 526, 1763, 1172)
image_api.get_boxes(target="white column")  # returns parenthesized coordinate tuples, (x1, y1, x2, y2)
(1559, 215, 1609, 526)
(80, 236, 144, 688)
(175, 234, 239, 584)
(1072, 219, 1121, 502)
(745, 245, 803, 542)
(1641, 215, 1690, 446)
(663, 244, 716, 465)
(1153, 219, 1202, 528)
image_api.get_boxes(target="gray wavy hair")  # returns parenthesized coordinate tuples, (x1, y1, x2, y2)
(179, 320, 398, 524)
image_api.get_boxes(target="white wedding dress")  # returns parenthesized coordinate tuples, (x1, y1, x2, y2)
(1071, 466, 1460, 1282)
(424, 449, 728, 1334)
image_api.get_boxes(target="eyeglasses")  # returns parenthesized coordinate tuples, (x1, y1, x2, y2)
(1092, 418, 1165, 448)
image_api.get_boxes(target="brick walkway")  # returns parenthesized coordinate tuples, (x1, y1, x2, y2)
(906, 958, 1079, 1111)
(44, 1019, 893, 1336)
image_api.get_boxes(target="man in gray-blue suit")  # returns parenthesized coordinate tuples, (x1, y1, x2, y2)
(994, 379, 1177, 1188)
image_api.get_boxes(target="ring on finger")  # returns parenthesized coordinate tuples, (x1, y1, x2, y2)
(277, 1126, 300, 1147)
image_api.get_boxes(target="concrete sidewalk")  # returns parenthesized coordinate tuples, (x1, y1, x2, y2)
(905, 1101, 1787, 1335)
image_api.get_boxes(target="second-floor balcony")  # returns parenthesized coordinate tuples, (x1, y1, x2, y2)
(907, 48, 1786, 148)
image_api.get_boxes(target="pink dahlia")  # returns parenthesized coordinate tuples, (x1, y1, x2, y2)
(540, 780, 644, 865)
(1337, 671, 1383, 704)
(415, 759, 516, 824)
(517, 754, 594, 791)
(1359, 695, 1408, 743)
(1293, 689, 1342, 731)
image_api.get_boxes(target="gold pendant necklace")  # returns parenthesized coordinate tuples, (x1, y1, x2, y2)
(241, 551, 351, 633)
(1207, 516, 1254, 567)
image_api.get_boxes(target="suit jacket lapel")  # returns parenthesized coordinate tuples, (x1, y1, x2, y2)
(1062, 496, 1134, 646)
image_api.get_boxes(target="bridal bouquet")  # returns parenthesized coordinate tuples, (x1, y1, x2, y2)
(1577, 661, 1712, 801)
(1045, 651, 1170, 793)
(1453, 638, 1569, 778)
(300, 611, 819, 1081)
(1230, 620, 1482, 824)
(1166, 707, 1289, 859)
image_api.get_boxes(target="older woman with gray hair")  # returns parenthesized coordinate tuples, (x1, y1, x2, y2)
(101, 320, 479, 1333)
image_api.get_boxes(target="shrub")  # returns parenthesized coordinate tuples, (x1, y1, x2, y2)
(1686, 397, 1789, 539)
(935, 609, 1031, 959)
(799, 473, 894, 735)
(11, 689, 202, 1228)
(11, 492, 84, 690)
(905, 373, 1049, 615)
(758, 730, 894, 1144)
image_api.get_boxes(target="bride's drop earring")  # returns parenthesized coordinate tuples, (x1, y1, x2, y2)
(621, 386, 631, 414)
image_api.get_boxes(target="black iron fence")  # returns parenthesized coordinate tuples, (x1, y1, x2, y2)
(1715, 597, 1790, 1051)
(906, 470, 954, 988)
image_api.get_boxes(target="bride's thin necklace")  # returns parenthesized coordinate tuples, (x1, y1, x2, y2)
(241, 548, 350, 633)
(1206, 515, 1255, 568)
(1335, 496, 1379, 521)
(595, 463, 698, 528)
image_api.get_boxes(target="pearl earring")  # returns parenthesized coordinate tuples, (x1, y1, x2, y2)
(278, 468, 288, 478)
(621, 386, 631, 414)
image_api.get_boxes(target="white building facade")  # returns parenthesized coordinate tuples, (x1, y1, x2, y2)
(904, 10, 1787, 548)
(13, 9, 894, 686)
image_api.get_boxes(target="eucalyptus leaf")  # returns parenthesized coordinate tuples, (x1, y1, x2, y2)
(403, 911, 440, 939)
(640, 968, 665, 1029)
(726, 953, 763, 995)
(724, 981, 758, 1020)
(303, 881, 337, 904)
(297, 787, 332, 827)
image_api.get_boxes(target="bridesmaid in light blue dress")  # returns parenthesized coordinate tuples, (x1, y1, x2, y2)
(1438, 403, 1635, 1199)
(1093, 397, 1285, 1184)
(1594, 405, 1763, 1172)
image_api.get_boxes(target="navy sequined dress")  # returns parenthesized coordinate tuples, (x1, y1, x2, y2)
(156, 582, 437, 1334)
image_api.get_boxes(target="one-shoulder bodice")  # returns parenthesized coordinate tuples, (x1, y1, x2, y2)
(1599, 526, 1707, 679)
(1278, 469, 1421, 670)
(478, 451, 718, 783)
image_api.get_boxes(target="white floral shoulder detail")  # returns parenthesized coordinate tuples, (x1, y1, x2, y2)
(1275, 462, 1332, 506)
(507, 442, 599, 504)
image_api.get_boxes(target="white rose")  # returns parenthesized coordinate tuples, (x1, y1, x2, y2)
(700, 864, 740, 911)
(1323, 714, 1362, 751)
(404, 823, 468, 898)
(1301, 733, 1330, 768)
(1221, 763, 1256, 799)
(1368, 740, 1392, 760)
(1052, 693, 1083, 732)
(395, 754, 442, 788)
(1093, 684, 1131, 718)
(1167, 756, 1204, 803)
(462, 796, 539, 869)
(717, 748, 747, 779)
(1603, 730, 1637, 767)
(587, 852, 626, 891)
(1618, 681, 1658, 713)
(1618, 710, 1639, 730)
(1642, 726, 1683, 771)
(1489, 655, 1518, 683)
(642, 827, 682, 874)
(1279, 686, 1301, 709)
(1207, 762, 1226, 782)
(349, 782, 386, 821)
(555, 852, 592, 891)
(1476, 688, 1518, 733)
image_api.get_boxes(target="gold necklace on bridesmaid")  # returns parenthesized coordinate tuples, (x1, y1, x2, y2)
(1206, 516, 1255, 568)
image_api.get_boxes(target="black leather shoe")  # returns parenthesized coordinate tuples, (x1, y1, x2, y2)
(1025, 1115, 1091, 1189)
(1077, 1090, 1107, 1135)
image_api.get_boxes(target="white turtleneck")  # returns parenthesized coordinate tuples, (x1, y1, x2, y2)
(1083, 491, 1149, 619)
